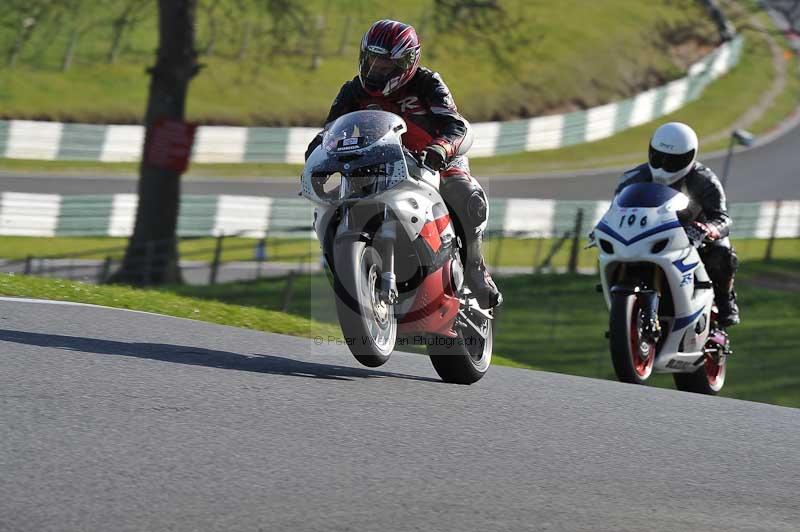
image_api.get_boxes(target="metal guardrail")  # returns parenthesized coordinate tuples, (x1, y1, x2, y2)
(1, 192, 798, 241)
(2, 202, 797, 286)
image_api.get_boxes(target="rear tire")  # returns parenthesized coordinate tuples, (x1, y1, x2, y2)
(333, 240, 396, 368)
(428, 317, 493, 385)
(609, 293, 656, 385)
(673, 338, 726, 395)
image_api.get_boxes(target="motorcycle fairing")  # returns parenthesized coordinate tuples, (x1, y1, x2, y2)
(397, 258, 460, 337)
(595, 183, 714, 373)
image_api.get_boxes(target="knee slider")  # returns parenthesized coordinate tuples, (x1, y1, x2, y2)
(440, 177, 487, 228)
(467, 189, 488, 227)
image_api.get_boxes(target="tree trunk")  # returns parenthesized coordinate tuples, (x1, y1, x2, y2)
(203, 18, 218, 56)
(310, 14, 324, 70)
(337, 14, 352, 56)
(237, 20, 252, 60)
(7, 20, 36, 68)
(107, 18, 126, 64)
(62, 29, 79, 72)
(110, 0, 199, 286)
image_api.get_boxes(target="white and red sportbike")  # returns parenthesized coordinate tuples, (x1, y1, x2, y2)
(301, 110, 493, 384)
(593, 182, 731, 394)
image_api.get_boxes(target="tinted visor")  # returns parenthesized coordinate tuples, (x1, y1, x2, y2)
(360, 50, 406, 91)
(649, 146, 696, 173)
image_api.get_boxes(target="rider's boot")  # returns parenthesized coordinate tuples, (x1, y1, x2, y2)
(702, 243, 740, 328)
(438, 169, 501, 308)
(716, 289, 740, 328)
(463, 230, 502, 309)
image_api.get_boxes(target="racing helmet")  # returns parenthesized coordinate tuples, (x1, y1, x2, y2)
(648, 122, 699, 185)
(359, 20, 421, 97)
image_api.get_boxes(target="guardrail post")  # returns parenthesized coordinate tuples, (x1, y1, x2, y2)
(764, 200, 782, 262)
(24, 255, 33, 275)
(209, 234, 224, 285)
(568, 208, 584, 274)
(98, 256, 113, 284)
(531, 235, 544, 274)
(255, 237, 266, 280)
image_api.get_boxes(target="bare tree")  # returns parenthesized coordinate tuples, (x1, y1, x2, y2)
(56, 0, 115, 72)
(724, 0, 800, 38)
(768, 0, 800, 33)
(107, 0, 150, 64)
(111, 0, 200, 286)
(430, 0, 533, 72)
(198, 0, 223, 56)
(264, 0, 309, 58)
(309, 0, 333, 70)
(2, 0, 51, 68)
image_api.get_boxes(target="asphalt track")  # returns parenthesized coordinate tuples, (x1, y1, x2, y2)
(1, 114, 798, 201)
(1, 298, 798, 531)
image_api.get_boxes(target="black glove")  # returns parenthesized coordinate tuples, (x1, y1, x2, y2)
(685, 222, 710, 248)
(422, 145, 447, 172)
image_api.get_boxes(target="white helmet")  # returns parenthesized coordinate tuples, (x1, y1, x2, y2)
(648, 122, 698, 185)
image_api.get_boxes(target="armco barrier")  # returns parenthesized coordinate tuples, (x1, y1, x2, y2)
(0, 190, 796, 240)
(0, 37, 743, 163)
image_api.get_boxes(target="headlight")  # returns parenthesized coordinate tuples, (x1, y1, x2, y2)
(310, 172, 342, 203)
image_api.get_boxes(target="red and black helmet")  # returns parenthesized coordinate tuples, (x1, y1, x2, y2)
(359, 20, 421, 97)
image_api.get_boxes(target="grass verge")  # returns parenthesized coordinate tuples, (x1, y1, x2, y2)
(0, 236, 317, 264)
(0, 1, 714, 126)
(0, 273, 338, 340)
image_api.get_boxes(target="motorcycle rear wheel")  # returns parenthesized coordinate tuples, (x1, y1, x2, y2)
(673, 338, 726, 395)
(333, 240, 396, 367)
(427, 317, 493, 385)
(609, 293, 656, 385)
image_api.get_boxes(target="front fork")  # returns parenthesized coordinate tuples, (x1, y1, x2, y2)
(375, 209, 398, 304)
(336, 204, 398, 304)
(612, 265, 663, 346)
(638, 290, 662, 345)
(611, 285, 661, 346)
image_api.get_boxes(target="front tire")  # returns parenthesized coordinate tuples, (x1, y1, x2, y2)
(428, 317, 493, 385)
(609, 292, 656, 384)
(333, 240, 396, 367)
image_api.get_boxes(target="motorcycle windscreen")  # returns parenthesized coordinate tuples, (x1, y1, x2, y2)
(323, 110, 406, 153)
(616, 182, 680, 208)
(308, 142, 408, 201)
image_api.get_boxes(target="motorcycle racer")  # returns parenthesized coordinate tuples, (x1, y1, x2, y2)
(615, 122, 740, 327)
(305, 19, 502, 309)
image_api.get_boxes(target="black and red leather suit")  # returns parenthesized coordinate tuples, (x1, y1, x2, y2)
(306, 67, 501, 308)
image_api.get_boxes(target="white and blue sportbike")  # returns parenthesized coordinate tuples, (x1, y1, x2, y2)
(593, 182, 730, 395)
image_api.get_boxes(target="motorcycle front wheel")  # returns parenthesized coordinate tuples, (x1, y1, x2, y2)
(427, 316, 493, 385)
(609, 292, 656, 384)
(333, 240, 396, 367)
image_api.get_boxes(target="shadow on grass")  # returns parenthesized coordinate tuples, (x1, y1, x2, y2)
(0, 329, 439, 383)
